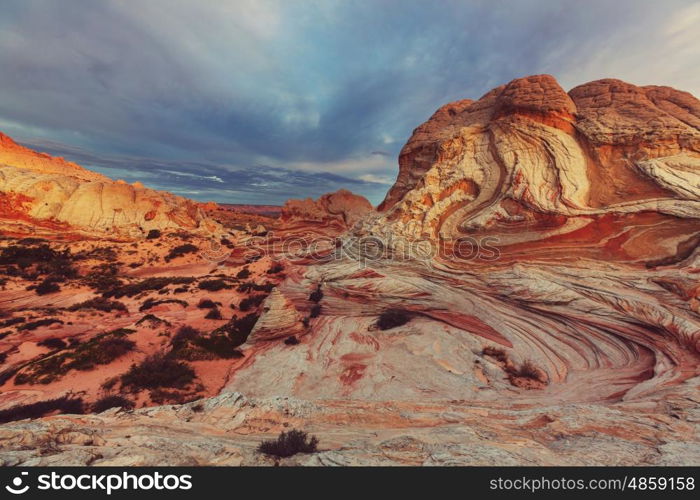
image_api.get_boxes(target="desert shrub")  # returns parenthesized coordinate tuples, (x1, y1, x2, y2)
(482, 346, 508, 363)
(212, 313, 259, 347)
(0, 396, 84, 424)
(173, 286, 189, 294)
(192, 335, 243, 359)
(170, 326, 200, 348)
(84, 264, 122, 293)
(17, 237, 45, 246)
(258, 429, 319, 458)
(236, 268, 251, 279)
(513, 359, 541, 380)
(267, 263, 284, 274)
(309, 285, 323, 303)
(239, 294, 267, 311)
(120, 353, 195, 390)
(284, 336, 299, 345)
(198, 279, 232, 292)
(92, 395, 134, 413)
(34, 278, 60, 295)
(204, 308, 222, 320)
(376, 309, 412, 330)
(237, 281, 274, 293)
(0, 244, 60, 269)
(0, 317, 26, 328)
(103, 277, 195, 299)
(135, 314, 169, 326)
(146, 229, 162, 239)
(68, 297, 128, 313)
(220, 238, 233, 248)
(139, 298, 188, 312)
(191, 402, 204, 413)
(18, 318, 63, 331)
(15, 330, 135, 384)
(309, 304, 322, 318)
(197, 298, 218, 309)
(37, 337, 67, 350)
(165, 244, 198, 262)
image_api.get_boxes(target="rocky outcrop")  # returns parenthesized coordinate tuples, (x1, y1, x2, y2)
(0, 132, 219, 236)
(226, 76, 700, 410)
(372, 75, 700, 244)
(248, 288, 304, 342)
(281, 189, 373, 229)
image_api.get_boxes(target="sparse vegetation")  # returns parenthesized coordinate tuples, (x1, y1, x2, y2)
(103, 277, 195, 298)
(512, 359, 542, 381)
(237, 281, 274, 293)
(120, 353, 195, 390)
(197, 298, 218, 309)
(482, 346, 508, 363)
(376, 309, 412, 330)
(284, 336, 299, 345)
(258, 429, 319, 458)
(34, 278, 60, 295)
(239, 294, 267, 311)
(165, 244, 198, 262)
(309, 304, 322, 318)
(18, 318, 63, 331)
(236, 268, 251, 279)
(309, 284, 323, 303)
(198, 279, 232, 292)
(267, 263, 284, 274)
(0, 396, 84, 423)
(204, 307, 223, 320)
(146, 229, 162, 239)
(37, 337, 67, 350)
(0, 317, 26, 329)
(15, 329, 135, 385)
(139, 298, 188, 312)
(92, 395, 134, 413)
(68, 297, 128, 313)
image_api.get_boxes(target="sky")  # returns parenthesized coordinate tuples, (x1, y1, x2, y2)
(0, 0, 698, 205)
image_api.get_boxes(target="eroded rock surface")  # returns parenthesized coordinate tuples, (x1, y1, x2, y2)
(0, 132, 219, 236)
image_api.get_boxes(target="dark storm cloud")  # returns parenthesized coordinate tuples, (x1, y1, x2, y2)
(0, 0, 698, 204)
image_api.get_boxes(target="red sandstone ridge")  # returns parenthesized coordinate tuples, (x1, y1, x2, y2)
(0, 131, 220, 237)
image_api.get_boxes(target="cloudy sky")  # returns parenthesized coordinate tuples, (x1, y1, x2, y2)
(1, 0, 698, 205)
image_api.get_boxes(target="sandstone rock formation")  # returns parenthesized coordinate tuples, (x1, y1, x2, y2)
(1, 75, 699, 467)
(0, 132, 219, 236)
(281, 189, 373, 230)
(248, 288, 304, 342)
(226, 75, 700, 408)
(372, 75, 700, 244)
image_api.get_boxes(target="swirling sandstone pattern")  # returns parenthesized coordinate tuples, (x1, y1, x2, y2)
(229, 75, 700, 409)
